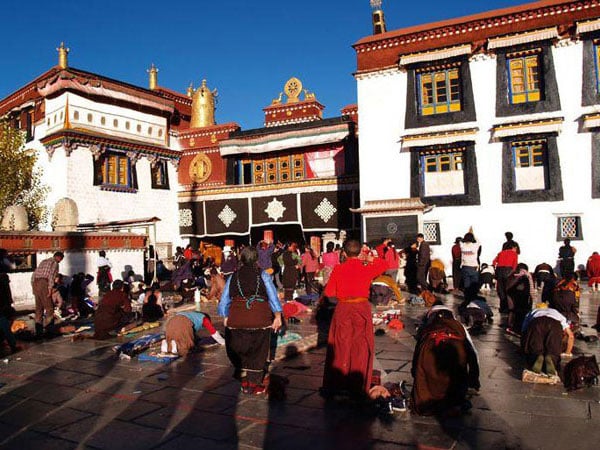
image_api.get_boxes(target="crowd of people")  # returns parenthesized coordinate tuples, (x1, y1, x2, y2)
(0, 228, 599, 416)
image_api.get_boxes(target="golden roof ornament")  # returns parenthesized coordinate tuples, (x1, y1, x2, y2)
(190, 79, 218, 128)
(284, 77, 303, 103)
(269, 77, 318, 104)
(147, 64, 158, 90)
(57, 42, 69, 69)
(370, 0, 387, 34)
(187, 82, 194, 98)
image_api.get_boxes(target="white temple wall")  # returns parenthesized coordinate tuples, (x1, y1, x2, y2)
(357, 69, 409, 203)
(357, 40, 600, 274)
(8, 248, 145, 308)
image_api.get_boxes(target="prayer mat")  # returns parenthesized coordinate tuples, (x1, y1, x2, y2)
(114, 333, 164, 357)
(521, 369, 561, 384)
(118, 321, 161, 337)
(139, 352, 179, 364)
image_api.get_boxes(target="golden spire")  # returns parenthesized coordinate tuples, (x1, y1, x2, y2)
(147, 64, 158, 90)
(57, 42, 69, 69)
(187, 82, 194, 98)
(191, 79, 218, 128)
(370, 0, 387, 35)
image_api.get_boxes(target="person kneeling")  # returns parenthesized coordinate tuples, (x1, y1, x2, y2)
(162, 311, 224, 356)
(521, 304, 574, 379)
(411, 306, 480, 416)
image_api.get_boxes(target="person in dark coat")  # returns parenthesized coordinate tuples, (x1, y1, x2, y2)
(412, 306, 480, 416)
(277, 243, 301, 301)
(0, 249, 18, 353)
(416, 233, 431, 292)
(404, 243, 419, 294)
(94, 280, 133, 339)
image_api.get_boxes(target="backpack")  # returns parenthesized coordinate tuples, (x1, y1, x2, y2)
(563, 355, 600, 391)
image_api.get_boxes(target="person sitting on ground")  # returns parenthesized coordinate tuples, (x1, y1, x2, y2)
(94, 280, 133, 339)
(207, 266, 225, 301)
(50, 273, 68, 319)
(521, 304, 574, 378)
(162, 311, 224, 356)
(549, 273, 580, 330)
(411, 305, 480, 416)
(142, 284, 164, 322)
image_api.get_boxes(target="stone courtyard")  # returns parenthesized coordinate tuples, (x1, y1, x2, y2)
(0, 289, 599, 450)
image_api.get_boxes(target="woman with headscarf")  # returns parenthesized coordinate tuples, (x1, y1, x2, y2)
(219, 246, 282, 395)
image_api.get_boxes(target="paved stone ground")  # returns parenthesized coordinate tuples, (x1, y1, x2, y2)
(0, 289, 599, 450)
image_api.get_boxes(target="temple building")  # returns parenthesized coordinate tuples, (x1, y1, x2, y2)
(1, 45, 359, 261)
(0, 46, 189, 258)
(177, 77, 359, 248)
(354, 0, 600, 269)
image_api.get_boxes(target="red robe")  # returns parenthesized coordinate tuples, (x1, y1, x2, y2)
(322, 257, 387, 396)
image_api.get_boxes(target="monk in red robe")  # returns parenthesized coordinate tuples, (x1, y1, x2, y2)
(321, 239, 387, 398)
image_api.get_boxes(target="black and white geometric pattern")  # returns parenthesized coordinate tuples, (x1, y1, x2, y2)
(179, 208, 193, 227)
(218, 205, 237, 228)
(265, 197, 286, 222)
(314, 198, 337, 223)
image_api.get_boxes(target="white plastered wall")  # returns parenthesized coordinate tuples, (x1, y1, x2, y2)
(356, 41, 600, 274)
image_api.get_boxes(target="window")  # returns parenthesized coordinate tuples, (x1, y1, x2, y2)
(419, 149, 465, 197)
(417, 66, 461, 115)
(236, 154, 305, 185)
(558, 216, 582, 240)
(96, 153, 134, 189)
(113, 119, 118, 127)
(507, 51, 541, 104)
(151, 160, 169, 189)
(125, 121, 130, 130)
(101, 116, 106, 125)
(423, 222, 441, 245)
(87, 113, 93, 123)
(511, 139, 548, 191)
(74, 110, 79, 120)
(423, 152, 463, 172)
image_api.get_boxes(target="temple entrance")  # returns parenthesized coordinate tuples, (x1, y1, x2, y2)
(250, 224, 305, 246)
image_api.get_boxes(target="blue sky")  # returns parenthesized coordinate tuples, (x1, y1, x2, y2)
(1, 0, 525, 129)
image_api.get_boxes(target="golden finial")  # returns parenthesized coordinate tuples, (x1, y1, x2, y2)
(57, 42, 69, 69)
(191, 79, 218, 128)
(370, 0, 387, 34)
(147, 64, 158, 90)
(187, 82, 194, 98)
